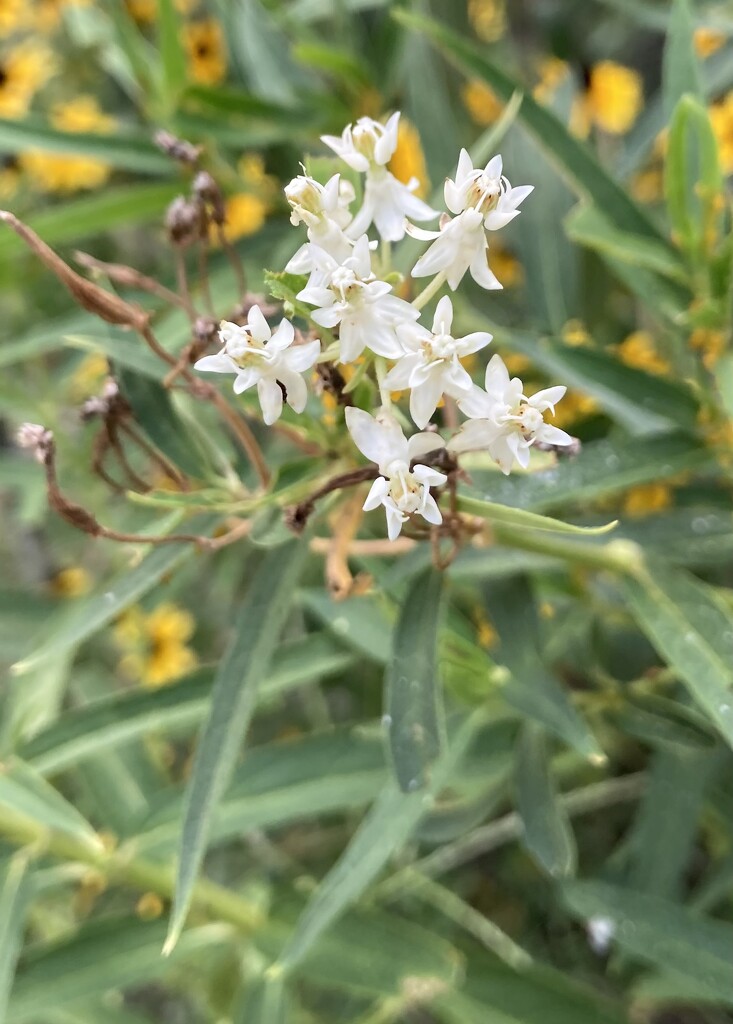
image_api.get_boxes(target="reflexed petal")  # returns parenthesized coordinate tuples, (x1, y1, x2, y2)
(413, 464, 447, 488)
(247, 304, 272, 343)
(412, 235, 452, 279)
(457, 384, 495, 420)
(298, 285, 333, 307)
(484, 209, 520, 231)
(285, 243, 312, 274)
(405, 222, 441, 242)
(284, 338, 320, 372)
(385, 505, 405, 541)
(469, 247, 503, 290)
(267, 318, 295, 351)
(408, 431, 445, 462)
(538, 423, 574, 446)
(383, 354, 421, 391)
(505, 184, 534, 209)
(375, 111, 400, 164)
(257, 377, 283, 424)
(311, 306, 343, 330)
(280, 370, 308, 413)
(409, 374, 444, 429)
(194, 352, 238, 374)
(447, 418, 496, 453)
(232, 367, 260, 394)
(363, 475, 389, 511)
(456, 330, 492, 356)
(345, 406, 407, 468)
(432, 295, 454, 335)
(339, 320, 368, 362)
(364, 321, 403, 359)
(528, 385, 566, 412)
(484, 353, 511, 394)
(420, 492, 443, 526)
(445, 360, 473, 394)
(444, 178, 465, 216)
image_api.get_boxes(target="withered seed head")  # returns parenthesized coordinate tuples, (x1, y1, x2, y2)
(165, 195, 203, 246)
(192, 170, 226, 225)
(154, 130, 202, 166)
(17, 423, 54, 463)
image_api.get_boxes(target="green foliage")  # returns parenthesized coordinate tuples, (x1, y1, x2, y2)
(1, 1, 733, 1022)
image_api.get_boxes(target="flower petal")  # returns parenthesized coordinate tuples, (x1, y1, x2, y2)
(257, 377, 283, 424)
(247, 304, 271, 343)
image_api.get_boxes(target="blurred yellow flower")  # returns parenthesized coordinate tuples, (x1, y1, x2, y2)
(617, 330, 670, 375)
(489, 245, 523, 288)
(533, 58, 570, 104)
(0, 0, 24, 36)
(468, 0, 506, 43)
(631, 166, 664, 203)
(0, 157, 19, 199)
(136, 892, 165, 920)
(125, 0, 197, 22)
(562, 319, 592, 347)
(694, 27, 726, 58)
(29, 0, 91, 33)
(115, 602, 197, 688)
(184, 18, 226, 85)
(462, 79, 503, 126)
(0, 40, 56, 118)
(388, 117, 429, 198)
(551, 390, 599, 428)
(237, 152, 277, 202)
(20, 95, 115, 192)
(474, 608, 497, 650)
(586, 61, 643, 135)
(690, 327, 726, 370)
(623, 483, 673, 517)
(50, 566, 92, 598)
(709, 92, 733, 174)
(218, 192, 267, 242)
(502, 351, 532, 376)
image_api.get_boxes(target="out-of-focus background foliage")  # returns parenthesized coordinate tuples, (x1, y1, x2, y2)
(2, 0, 733, 1021)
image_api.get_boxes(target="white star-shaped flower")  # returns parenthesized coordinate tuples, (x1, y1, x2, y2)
(285, 172, 355, 277)
(448, 354, 573, 473)
(298, 235, 418, 363)
(194, 305, 320, 425)
(410, 151, 532, 291)
(322, 112, 438, 242)
(346, 407, 447, 540)
(383, 296, 492, 428)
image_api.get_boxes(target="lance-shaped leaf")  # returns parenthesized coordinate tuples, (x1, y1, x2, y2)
(621, 565, 733, 750)
(663, 0, 703, 118)
(516, 723, 577, 878)
(385, 567, 446, 792)
(0, 855, 31, 1022)
(0, 759, 102, 852)
(456, 496, 616, 536)
(165, 538, 309, 953)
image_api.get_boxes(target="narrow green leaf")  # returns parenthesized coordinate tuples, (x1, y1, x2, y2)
(64, 333, 164, 380)
(13, 517, 215, 675)
(516, 724, 577, 878)
(274, 712, 483, 974)
(456, 495, 616, 536)
(8, 920, 232, 1021)
(562, 880, 733, 1004)
(0, 116, 171, 174)
(663, 0, 703, 118)
(223, 0, 309, 104)
(22, 636, 353, 774)
(234, 973, 288, 1024)
(0, 855, 31, 1022)
(665, 95, 724, 256)
(300, 590, 393, 664)
(385, 568, 445, 792)
(165, 539, 309, 952)
(392, 8, 669, 245)
(483, 578, 602, 760)
(622, 565, 733, 750)
(158, 0, 187, 107)
(0, 759, 101, 851)
(565, 204, 688, 282)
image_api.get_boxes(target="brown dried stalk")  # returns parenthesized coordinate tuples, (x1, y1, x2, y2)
(74, 251, 191, 313)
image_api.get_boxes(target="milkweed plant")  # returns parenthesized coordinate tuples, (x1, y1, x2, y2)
(3, 1, 733, 1022)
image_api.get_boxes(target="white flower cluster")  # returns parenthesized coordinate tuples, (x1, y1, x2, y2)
(195, 113, 573, 540)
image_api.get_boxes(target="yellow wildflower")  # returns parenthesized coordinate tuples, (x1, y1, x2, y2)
(218, 192, 267, 242)
(136, 892, 165, 920)
(388, 117, 429, 198)
(562, 319, 592, 347)
(467, 0, 506, 43)
(533, 58, 570, 104)
(125, 0, 196, 22)
(0, 40, 56, 118)
(29, 0, 91, 33)
(50, 566, 92, 598)
(690, 327, 726, 370)
(0, 0, 24, 36)
(0, 157, 19, 199)
(623, 483, 673, 518)
(489, 245, 523, 288)
(115, 602, 197, 688)
(709, 92, 733, 174)
(539, 601, 556, 620)
(237, 152, 277, 201)
(694, 27, 726, 58)
(321, 389, 338, 428)
(474, 608, 497, 650)
(502, 352, 532, 376)
(586, 61, 643, 135)
(462, 79, 503, 126)
(551, 390, 599, 428)
(183, 18, 226, 85)
(617, 330, 670, 375)
(631, 167, 664, 203)
(20, 95, 115, 193)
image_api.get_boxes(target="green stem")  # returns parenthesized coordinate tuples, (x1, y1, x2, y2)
(411, 271, 447, 311)
(0, 804, 263, 933)
(491, 523, 645, 576)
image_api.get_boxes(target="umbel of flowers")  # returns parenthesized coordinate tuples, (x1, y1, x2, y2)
(195, 112, 573, 540)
